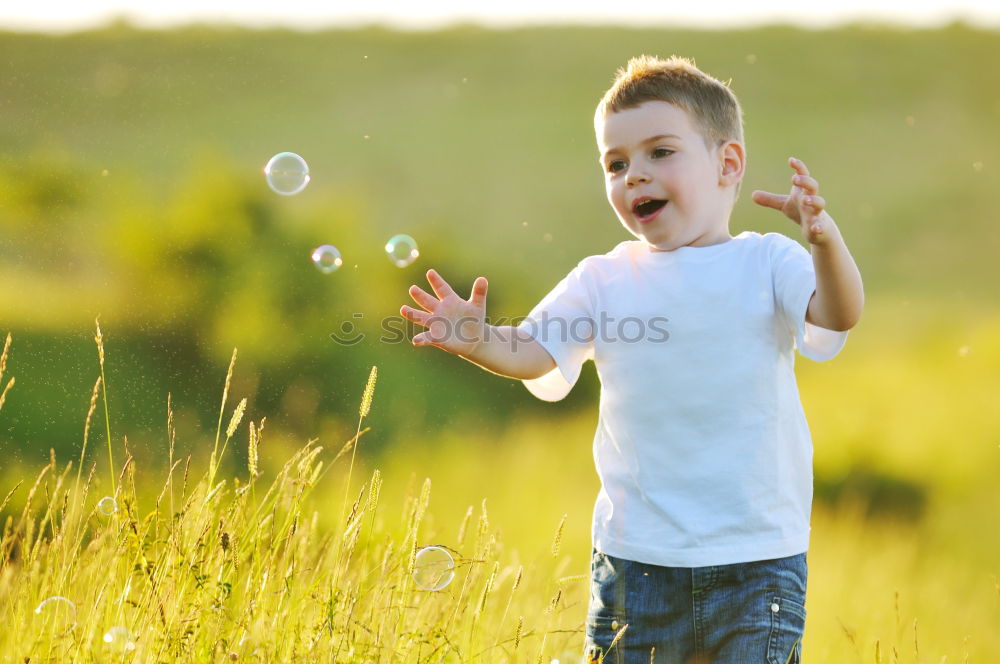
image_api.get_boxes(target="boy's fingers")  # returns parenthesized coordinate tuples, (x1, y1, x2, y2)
(789, 156, 811, 176)
(400, 305, 431, 327)
(409, 285, 438, 312)
(751, 190, 786, 210)
(426, 269, 456, 300)
(792, 174, 819, 194)
(469, 277, 488, 309)
(803, 194, 826, 211)
(412, 331, 441, 347)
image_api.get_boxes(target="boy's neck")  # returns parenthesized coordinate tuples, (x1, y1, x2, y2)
(647, 227, 734, 252)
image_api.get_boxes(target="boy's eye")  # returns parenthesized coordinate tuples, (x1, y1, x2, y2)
(652, 147, 674, 158)
(607, 160, 626, 173)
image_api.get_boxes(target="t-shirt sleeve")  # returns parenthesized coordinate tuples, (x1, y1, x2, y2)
(769, 233, 848, 362)
(517, 262, 596, 401)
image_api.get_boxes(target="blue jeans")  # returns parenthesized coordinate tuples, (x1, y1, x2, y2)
(584, 549, 807, 664)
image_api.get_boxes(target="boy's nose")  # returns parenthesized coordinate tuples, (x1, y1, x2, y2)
(626, 168, 651, 186)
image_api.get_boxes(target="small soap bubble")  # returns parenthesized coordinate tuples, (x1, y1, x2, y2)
(264, 152, 310, 196)
(97, 496, 117, 516)
(103, 626, 137, 652)
(385, 234, 419, 268)
(34, 596, 77, 633)
(958, 345, 970, 357)
(311, 245, 343, 274)
(412, 546, 455, 591)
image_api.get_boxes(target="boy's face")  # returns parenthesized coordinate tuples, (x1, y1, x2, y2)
(596, 101, 743, 252)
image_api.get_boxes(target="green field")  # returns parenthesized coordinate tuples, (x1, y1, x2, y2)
(1, 21, 998, 662)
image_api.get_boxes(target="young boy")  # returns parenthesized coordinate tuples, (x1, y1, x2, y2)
(400, 55, 863, 663)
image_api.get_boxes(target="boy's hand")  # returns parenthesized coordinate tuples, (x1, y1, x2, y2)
(401, 269, 489, 357)
(751, 157, 839, 246)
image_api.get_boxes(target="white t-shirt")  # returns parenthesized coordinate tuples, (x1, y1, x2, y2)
(518, 231, 847, 567)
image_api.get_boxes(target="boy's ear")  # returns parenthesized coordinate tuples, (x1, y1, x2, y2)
(718, 140, 746, 187)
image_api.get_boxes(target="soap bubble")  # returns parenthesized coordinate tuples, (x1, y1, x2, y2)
(97, 496, 117, 516)
(385, 234, 419, 268)
(103, 626, 137, 652)
(34, 596, 77, 634)
(412, 546, 455, 591)
(311, 245, 343, 274)
(264, 152, 310, 196)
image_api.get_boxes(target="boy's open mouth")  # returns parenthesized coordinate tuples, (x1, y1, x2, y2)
(633, 198, 668, 220)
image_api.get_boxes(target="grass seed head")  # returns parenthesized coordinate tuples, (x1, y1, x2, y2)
(94, 318, 105, 367)
(360, 366, 377, 418)
(551, 513, 567, 558)
(0, 377, 14, 412)
(227, 398, 247, 439)
(248, 421, 259, 478)
(0, 332, 11, 380)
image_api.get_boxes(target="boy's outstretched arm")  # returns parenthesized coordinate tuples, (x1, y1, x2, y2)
(752, 157, 864, 332)
(400, 269, 556, 380)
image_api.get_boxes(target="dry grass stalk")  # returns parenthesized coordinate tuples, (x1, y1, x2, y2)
(94, 319, 105, 368)
(605, 622, 629, 660)
(0, 332, 11, 379)
(0, 377, 14, 412)
(248, 421, 259, 478)
(341, 366, 378, 533)
(551, 513, 567, 558)
(76, 377, 102, 493)
(93, 318, 115, 492)
(331, 427, 370, 465)
(226, 398, 247, 439)
(366, 469, 382, 530)
(207, 349, 239, 488)
(0, 482, 22, 516)
(360, 365, 377, 418)
(0, 333, 11, 413)
(474, 499, 490, 558)
(457, 504, 474, 546)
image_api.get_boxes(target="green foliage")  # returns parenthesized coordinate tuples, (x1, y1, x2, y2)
(1, 23, 998, 452)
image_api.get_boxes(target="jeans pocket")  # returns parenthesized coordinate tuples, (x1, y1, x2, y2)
(765, 594, 806, 664)
(585, 614, 626, 664)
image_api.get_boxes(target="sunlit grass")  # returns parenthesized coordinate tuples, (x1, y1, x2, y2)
(0, 329, 583, 662)
(2, 310, 998, 662)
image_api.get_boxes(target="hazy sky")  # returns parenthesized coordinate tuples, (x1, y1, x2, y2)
(2, 0, 999, 32)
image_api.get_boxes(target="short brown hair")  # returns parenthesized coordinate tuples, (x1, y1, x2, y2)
(596, 55, 744, 148)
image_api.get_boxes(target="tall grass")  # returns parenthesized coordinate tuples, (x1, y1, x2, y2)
(1, 311, 998, 661)
(0, 329, 583, 662)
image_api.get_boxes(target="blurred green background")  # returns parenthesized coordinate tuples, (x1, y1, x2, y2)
(1, 21, 998, 659)
(2, 21, 996, 457)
